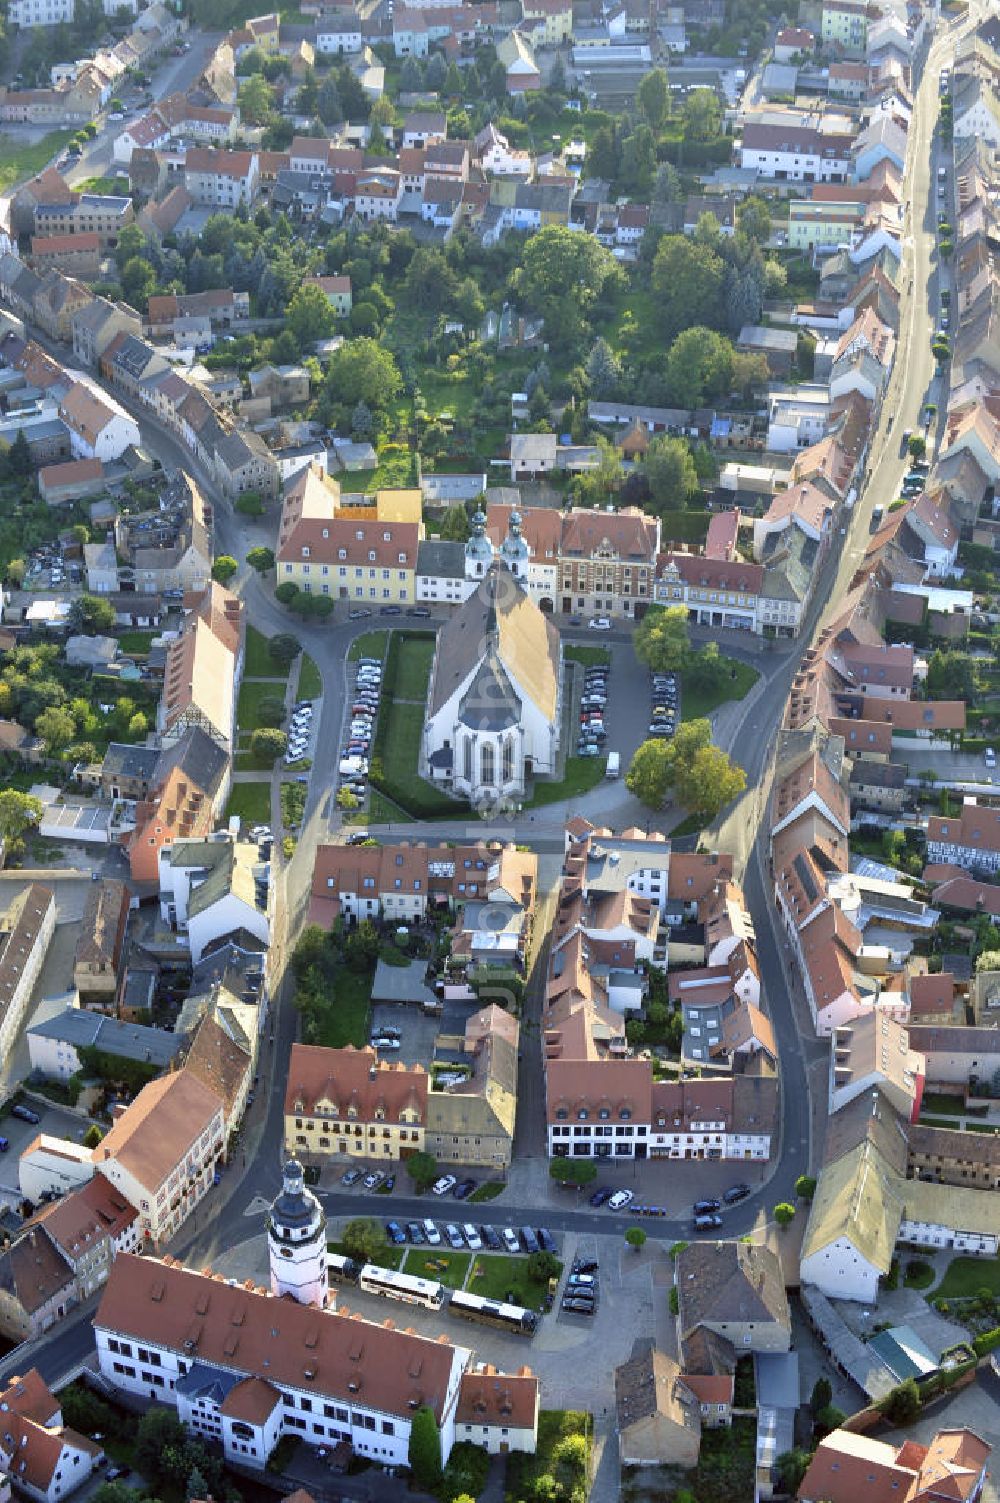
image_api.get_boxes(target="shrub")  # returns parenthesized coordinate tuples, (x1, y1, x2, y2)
(250, 727, 287, 764)
(773, 1202, 796, 1226)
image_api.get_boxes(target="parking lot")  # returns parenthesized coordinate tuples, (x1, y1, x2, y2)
(0, 1098, 97, 1204)
(369, 1003, 440, 1066)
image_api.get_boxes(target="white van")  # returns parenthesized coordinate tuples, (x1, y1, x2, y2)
(339, 756, 368, 775)
(606, 751, 620, 779)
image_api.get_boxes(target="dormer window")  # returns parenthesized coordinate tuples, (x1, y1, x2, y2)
(356, 529, 364, 540)
(619, 1108, 632, 1121)
(383, 531, 391, 541)
(577, 1108, 589, 1121)
(338, 548, 347, 560)
(598, 1107, 610, 1120)
(322, 528, 329, 539)
(301, 546, 310, 558)
(368, 550, 376, 562)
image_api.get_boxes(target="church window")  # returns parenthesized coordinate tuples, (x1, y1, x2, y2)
(502, 736, 514, 783)
(463, 739, 472, 781)
(480, 742, 494, 783)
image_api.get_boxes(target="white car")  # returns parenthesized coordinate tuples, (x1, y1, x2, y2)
(432, 1174, 457, 1196)
(986, 747, 997, 768)
(608, 1190, 634, 1211)
(462, 1223, 482, 1250)
(588, 617, 612, 630)
(501, 1227, 520, 1254)
(422, 1219, 442, 1245)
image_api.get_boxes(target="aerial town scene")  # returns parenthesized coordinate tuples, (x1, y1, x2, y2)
(0, 0, 992, 1498)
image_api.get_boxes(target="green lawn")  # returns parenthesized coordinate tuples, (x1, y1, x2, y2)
(245, 625, 284, 679)
(226, 782, 271, 827)
(681, 658, 760, 721)
(565, 645, 612, 669)
(367, 789, 414, 824)
(298, 654, 323, 700)
(934, 1257, 1000, 1300)
(311, 968, 371, 1048)
(237, 678, 285, 732)
(402, 1248, 471, 1290)
(77, 174, 129, 194)
(328, 1240, 404, 1272)
(525, 755, 606, 808)
(396, 635, 436, 683)
(0, 130, 74, 192)
(507, 1412, 591, 1503)
(116, 630, 156, 655)
(349, 631, 389, 662)
(468, 1254, 562, 1312)
(670, 812, 704, 839)
(469, 1181, 505, 1204)
(921, 1092, 965, 1116)
(281, 782, 306, 829)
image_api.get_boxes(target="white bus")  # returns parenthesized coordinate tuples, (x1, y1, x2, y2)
(448, 1289, 538, 1335)
(326, 1252, 361, 1284)
(357, 1263, 445, 1310)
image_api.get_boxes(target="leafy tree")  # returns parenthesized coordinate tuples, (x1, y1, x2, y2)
(275, 582, 300, 607)
(185, 1467, 207, 1502)
(351, 401, 374, 439)
(405, 1150, 439, 1191)
(908, 433, 927, 458)
(127, 711, 148, 738)
(286, 281, 337, 351)
(121, 256, 156, 311)
(665, 326, 735, 407)
(625, 1226, 647, 1251)
(682, 87, 722, 141)
(439, 504, 470, 542)
(626, 739, 673, 808)
(135, 1410, 188, 1478)
(634, 605, 690, 672)
(238, 72, 274, 124)
(83, 1123, 104, 1148)
(408, 1405, 442, 1490)
(212, 555, 238, 584)
(653, 161, 682, 206)
(651, 235, 725, 340)
(775, 1450, 811, 1495)
(318, 74, 342, 124)
(815, 1404, 846, 1437)
(69, 594, 117, 635)
(585, 336, 622, 398)
(399, 56, 424, 91)
(796, 1175, 817, 1202)
(8, 431, 31, 478)
(674, 744, 746, 822)
(925, 649, 975, 701)
(36, 704, 76, 754)
(342, 1216, 387, 1263)
(645, 435, 698, 510)
(527, 1250, 560, 1281)
(345, 917, 379, 969)
(324, 337, 402, 412)
(336, 785, 358, 811)
(810, 1376, 832, 1415)
(637, 66, 670, 130)
(548, 1158, 597, 1187)
(235, 489, 266, 516)
(773, 1202, 796, 1226)
(881, 1378, 920, 1424)
(425, 51, 447, 91)
(269, 632, 302, 667)
(250, 727, 287, 764)
(0, 791, 42, 844)
(515, 225, 620, 346)
(737, 195, 772, 243)
(247, 546, 274, 574)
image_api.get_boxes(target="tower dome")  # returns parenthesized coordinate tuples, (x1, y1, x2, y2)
(500, 509, 529, 576)
(267, 1159, 328, 1307)
(465, 508, 495, 578)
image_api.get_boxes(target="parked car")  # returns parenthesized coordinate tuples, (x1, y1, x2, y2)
(11, 1105, 40, 1125)
(363, 1171, 384, 1190)
(379, 605, 402, 616)
(588, 617, 612, 630)
(573, 1257, 599, 1275)
(432, 1174, 457, 1196)
(694, 1214, 723, 1231)
(482, 1224, 502, 1250)
(589, 1186, 612, 1206)
(349, 608, 372, 619)
(694, 1198, 721, 1214)
(384, 1221, 405, 1244)
(607, 1190, 633, 1211)
(452, 1178, 476, 1200)
(501, 1227, 520, 1254)
(444, 1224, 465, 1249)
(341, 1168, 362, 1186)
(462, 1223, 482, 1250)
(520, 1226, 539, 1254)
(537, 1228, 556, 1253)
(406, 1222, 425, 1243)
(422, 1219, 442, 1245)
(723, 1183, 751, 1205)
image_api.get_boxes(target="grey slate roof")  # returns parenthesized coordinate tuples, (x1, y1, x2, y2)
(417, 538, 465, 580)
(102, 742, 161, 782)
(28, 1005, 180, 1069)
(152, 725, 229, 801)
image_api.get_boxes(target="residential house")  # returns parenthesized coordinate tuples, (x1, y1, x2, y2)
(184, 149, 260, 207)
(0, 1369, 100, 1503)
(614, 1348, 702, 1469)
(30, 1174, 141, 1300)
(454, 1365, 539, 1455)
(284, 1043, 428, 1162)
(27, 1008, 181, 1082)
(73, 878, 130, 1004)
(158, 835, 269, 965)
(675, 1241, 791, 1367)
(0, 1230, 76, 1343)
(95, 1069, 226, 1245)
(798, 1428, 990, 1503)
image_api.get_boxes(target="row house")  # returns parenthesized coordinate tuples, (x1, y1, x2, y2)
(184, 148, 260, 208)
(285, 1045, 428, 1162)
(738, 118, 855, 183)
(926, 798, 1000, 874)
(146, 289, 250, 339)
(308, 839, 536, 930)
(33, 193, 133, 251)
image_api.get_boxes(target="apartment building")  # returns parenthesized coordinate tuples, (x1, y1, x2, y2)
(184, 148, 260, 207)
(738, 119, 855, 183)
(95, 1071, 226, 1245)
(277, 464, 419, 604)
(33, 194, 133, 250)
(0, 1370, 99, 1503)
(30, 232, 101, 278)
(94, 1253, 478, 1468)
(0, 885, 55, 1070)
(926, 799, 1000, 873)
(158, 835, 269, 965)
(285, 1044, 427, 1161)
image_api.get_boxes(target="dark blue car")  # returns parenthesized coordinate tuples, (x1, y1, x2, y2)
(384, 1220, 406, 1245)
